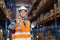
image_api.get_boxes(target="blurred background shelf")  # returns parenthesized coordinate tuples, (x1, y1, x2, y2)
(0, 0, 60, 40)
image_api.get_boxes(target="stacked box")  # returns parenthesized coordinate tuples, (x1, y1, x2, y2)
(44, 12, 50, 20)
(58, 0, 60, 12)
(39, 32, 44, 40)
(45, 30, 52, 40)
(49, 9, 54, 17)
(6, 9, 13, 21)
(46, 12, 50, 15)
(44, 14, 47, 20)
(40, 14, 43, 21)
(0, 0, 2, 4)
(58, 0, 60, 4)
(32, 0, 36, 3)
(33, 28, 44, 40)
(58, 25, 60, 40)
(58, 31, 60, 40)
(37, 1, 43, 10)
(0, 29, 3, 40)
(54, 3, 59, 14)
(37, 17, 40, 22)
(0, 0, 5, 8)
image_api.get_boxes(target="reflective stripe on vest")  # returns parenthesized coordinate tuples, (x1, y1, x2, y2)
(15, 32, 30, 35)
(12, 18, 30, 39)
(12, 34, 30, 39)
(12, 37, 31, 40)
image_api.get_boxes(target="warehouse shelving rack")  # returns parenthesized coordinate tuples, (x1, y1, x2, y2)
(29, 0, 60, 40)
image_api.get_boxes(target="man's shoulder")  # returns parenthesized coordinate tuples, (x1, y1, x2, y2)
(12, 17, 19, 20)
(11, 18, 17, 23)
(13, 18, 20, 22)
(26, 19, 30, 21)
(26, 20, 30, 23)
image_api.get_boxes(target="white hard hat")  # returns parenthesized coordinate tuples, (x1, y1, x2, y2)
(18, 6, 27, 11)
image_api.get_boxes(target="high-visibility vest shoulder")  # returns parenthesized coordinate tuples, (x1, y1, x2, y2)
(12, 18, 30, 40)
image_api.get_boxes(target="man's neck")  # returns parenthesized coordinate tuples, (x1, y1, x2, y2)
(19, 16, 25, 20)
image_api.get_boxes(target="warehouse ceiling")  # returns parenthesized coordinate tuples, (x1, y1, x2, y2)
(16, 0, 33, 14)
(16, 0, 32, 5)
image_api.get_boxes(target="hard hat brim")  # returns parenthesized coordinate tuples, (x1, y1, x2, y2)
(18, 6, 27, 12)
(18, 9, 27, 12)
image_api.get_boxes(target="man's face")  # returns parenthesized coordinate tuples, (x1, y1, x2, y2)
(19, 10, 27, 18)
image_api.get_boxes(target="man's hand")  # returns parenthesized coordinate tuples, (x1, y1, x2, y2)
(11, 24, 16, 30)
(11, 22, 22, 30)
(11, 18, 22, 30)
(16, 21, 22, 27)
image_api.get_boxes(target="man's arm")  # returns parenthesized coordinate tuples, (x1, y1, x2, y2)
(10, 24, 16, 30)
(9, 19, 22, 30)
(9, 20, 16, 30)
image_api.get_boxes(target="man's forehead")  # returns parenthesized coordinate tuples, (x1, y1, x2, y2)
(19, 9, 27, 12)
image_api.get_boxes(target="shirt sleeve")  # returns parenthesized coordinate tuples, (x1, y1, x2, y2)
(8, 20, 16, 29)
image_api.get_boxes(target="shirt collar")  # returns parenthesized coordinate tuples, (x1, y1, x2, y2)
(19, 16, 25, 20)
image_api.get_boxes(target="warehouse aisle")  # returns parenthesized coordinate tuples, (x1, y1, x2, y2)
(0, 0, 60, 40)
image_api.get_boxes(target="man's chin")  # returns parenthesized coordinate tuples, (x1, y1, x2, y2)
(21, 16, 25, 18)
(20, 15, 25, 18)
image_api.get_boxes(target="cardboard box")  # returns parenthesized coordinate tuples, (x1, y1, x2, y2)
(49, 9, 54, 17)
(58, 33, 60, 40)
(40, 14, 43, 21)
(32, 0, 36, 3)
(44, 14, 47, 19)
(54, 3, 59, 14)
(44, 12, 50, 19)
(0, 29, 3, 39)
(58, 0, 60, 12)
(58, 0, 60, 4)
(0, 0, 5, 8)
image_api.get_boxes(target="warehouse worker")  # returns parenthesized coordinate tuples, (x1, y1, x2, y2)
(9, 6, 31, 40)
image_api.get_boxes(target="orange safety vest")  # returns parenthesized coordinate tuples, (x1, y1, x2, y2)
(12, 18, 30, 40)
